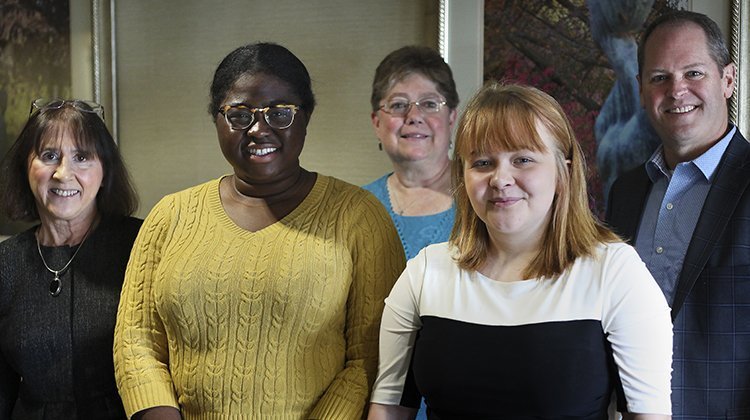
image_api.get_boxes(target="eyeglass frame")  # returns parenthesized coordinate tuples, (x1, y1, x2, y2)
(29, 98, 106, 121)
(378, 97, 448, 116)
(219, 104, 300, 131)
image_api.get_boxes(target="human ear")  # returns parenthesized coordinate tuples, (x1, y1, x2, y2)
(722, 62, 737, 99)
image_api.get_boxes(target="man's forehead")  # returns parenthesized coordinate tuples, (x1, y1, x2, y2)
(647, 21, 706, 46)
(643, 22, 711, 65)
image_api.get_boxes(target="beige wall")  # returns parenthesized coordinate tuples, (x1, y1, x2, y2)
(113, 1, 438, 219)
(112, 0, 735, 220)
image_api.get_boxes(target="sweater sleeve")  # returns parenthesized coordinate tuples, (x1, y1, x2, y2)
(309, 192, 406, 419)
(113, 196, 179, 417)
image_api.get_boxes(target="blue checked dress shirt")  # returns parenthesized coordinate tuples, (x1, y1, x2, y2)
(635, 126, 736, 305)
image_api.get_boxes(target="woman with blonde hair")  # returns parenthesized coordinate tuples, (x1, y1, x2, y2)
(368, 82, 673, 419)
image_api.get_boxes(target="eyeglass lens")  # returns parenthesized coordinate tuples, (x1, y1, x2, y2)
(383, 98, 445, 116)
(224, 106, 296, 130)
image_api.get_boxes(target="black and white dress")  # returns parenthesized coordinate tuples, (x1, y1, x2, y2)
(371, 242, 672, 419)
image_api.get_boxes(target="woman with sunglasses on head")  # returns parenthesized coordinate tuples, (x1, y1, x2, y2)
(368, 83, 673, 419)
(113, 42, 405, 419)
(0, 99, 141, 419)
(363, 46, 458, 264)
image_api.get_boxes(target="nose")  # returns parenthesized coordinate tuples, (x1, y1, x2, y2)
(246, 113, 272, 137)
(667, 77, 688, 98)
(404, 103, 424, 124)
(489, 164, 514, 188)
(52, 156, 73, 181)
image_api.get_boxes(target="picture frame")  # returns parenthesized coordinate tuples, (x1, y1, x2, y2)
(72, 0, 116, 138)
(730, 0, 748, 135)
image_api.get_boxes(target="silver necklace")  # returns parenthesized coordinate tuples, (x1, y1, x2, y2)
(388, 175, 450, 216)
(390, 188, 409, 215)
(36, 225, 93, 297)
(388, 176, 416, 216)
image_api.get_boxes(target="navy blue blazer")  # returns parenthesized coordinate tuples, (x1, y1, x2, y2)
(606, 130, 750, 419)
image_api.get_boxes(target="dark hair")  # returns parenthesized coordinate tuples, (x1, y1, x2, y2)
(0, 104, 139, 221)
(208, 42, 316, 117)
(638, 10, 730, 76)
(371, 45, 459, 112)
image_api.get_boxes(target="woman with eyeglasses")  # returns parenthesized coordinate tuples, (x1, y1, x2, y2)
(0, 99, 141, 419)
(363, 46, 458, 263)
(113, 42, 405, 419)
(362, 46, 458, 420)
(368, 83, 673, 419)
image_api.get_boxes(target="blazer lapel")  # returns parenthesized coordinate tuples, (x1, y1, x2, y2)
(671, 132, 750, 318)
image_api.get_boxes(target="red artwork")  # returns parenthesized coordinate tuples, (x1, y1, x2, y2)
(484, 0, 677, 215)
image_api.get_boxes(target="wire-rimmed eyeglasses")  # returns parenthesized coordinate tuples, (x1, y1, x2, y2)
(30, 98, 105, 121)
(378, 97, 447, 117)
(219, 104, 300, 131)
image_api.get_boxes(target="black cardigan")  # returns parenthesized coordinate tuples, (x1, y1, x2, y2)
(0, 216, 142, 419)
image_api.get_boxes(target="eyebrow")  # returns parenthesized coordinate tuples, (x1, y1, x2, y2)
(226, 101, 295, 108)
(647, 62, 709, 73)
(386, 92, 441, 99)
(38, 144, 91, 154)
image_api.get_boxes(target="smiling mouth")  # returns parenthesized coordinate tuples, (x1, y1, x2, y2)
(248, 147, 278, 156)
(51, 188, 80, 197)
(492, 197, 522, 206)
(400, 133, 429, 139)
(666, 105, 697, 114)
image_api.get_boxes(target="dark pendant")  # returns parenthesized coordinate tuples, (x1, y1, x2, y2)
(49, 277, 62, 297)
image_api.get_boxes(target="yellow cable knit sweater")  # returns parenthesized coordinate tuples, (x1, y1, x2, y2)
(114, 175, 405, 419)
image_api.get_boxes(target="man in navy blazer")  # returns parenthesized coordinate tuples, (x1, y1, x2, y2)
(606, 10, 749, 419)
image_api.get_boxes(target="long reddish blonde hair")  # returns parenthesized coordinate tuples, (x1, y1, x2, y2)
(450, 82, 619, 278)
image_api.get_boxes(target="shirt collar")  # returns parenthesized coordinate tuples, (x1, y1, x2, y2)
(645, 124, 736, 182)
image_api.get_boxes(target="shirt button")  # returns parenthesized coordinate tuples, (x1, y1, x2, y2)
(656, 246, 664, 254)
(666, 203, 674, 210)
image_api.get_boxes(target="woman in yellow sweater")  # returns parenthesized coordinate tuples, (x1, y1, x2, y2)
(113, 42, 406, 419)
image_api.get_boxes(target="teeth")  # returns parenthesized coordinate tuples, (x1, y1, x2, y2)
(51, 189, 79, 197)
(249, 147, 277, 156)
(669, 105, 696, 114)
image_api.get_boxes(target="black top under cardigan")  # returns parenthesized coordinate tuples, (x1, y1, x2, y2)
(0, 216, 142, 419)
